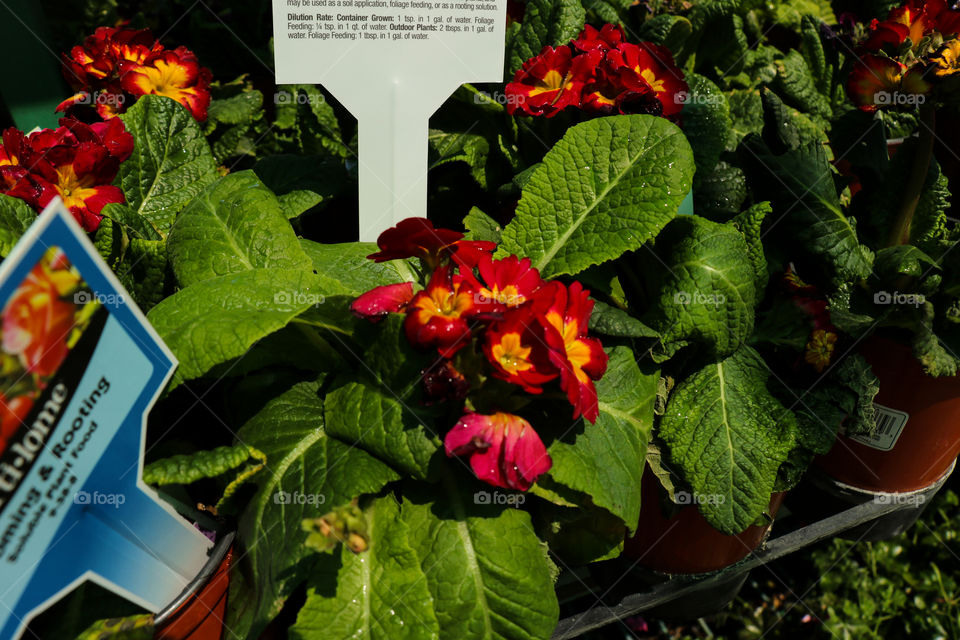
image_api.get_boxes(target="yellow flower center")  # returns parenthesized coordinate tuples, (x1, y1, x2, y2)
(55, 165, 99, 211)
(138, 59, 196, 100)
(546, 311, 593, 383)
(492, 332, 533, 374)
(413, 285, 472, 323)
(804, 330, 837, 373)
(482, 284, 524, 307)
(640, 68, 666, 92)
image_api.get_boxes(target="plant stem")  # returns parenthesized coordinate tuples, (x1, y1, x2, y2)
(886, 103, 936, 247)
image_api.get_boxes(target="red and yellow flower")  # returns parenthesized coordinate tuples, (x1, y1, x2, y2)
(367, 217, 466, 266)
(444, 411, 552, 490)
(404, 265, 479, 357)
(606, 42, 688, 118)
(929, 39, 960, 77)
(58, 27, 211, 121)
(461, 254, 544, 312)
(121, 48, 213, 121)
(2, 248, 81, 377)
(483, 305, 558, 393)
(537, 281, 608, 423)
(573, 23, 625, 52)
(846, 54, 929, 111)
(505, 45, 594, 117)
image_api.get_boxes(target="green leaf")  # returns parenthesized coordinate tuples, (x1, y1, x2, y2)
(771, 49, 833, 122)
(116, 238, 167, 312)
(146, 269, 324, 389)
(730, 201, 771, 293)
(99, 203, 161, 241)
(659, 345, 798, 533)
(642, 215, 759, 361)
(207, 90, 263, 126)
(300, 239, 417, 296)
(727, 89, 764, 144)
(504, 0, 585, 78)
(537, 503, 625, 565)
(229, 381, 400, 638)
(291, 495, 440, 640)
(143, 444, 256, 486)
(463, 207, 503, 244)
(0, 194, 37, 257)
(117, 95, 218, 234)
(743, 138, 873, 284)
(693, 160, 747, 222)
(499, 115, 694, 277)
(429, 129, 490, 188)
(402, 480, 559, 640)
(588, 301, 659, 338)
(167, 170, 312, 287)
(324, 379, 440, 479)
(253, 153, 350, 207)
(637, 14, 693, 56)
(681, 74, 732, 173)
(546, 346, 657, 533)
(279, 190, 323, 219)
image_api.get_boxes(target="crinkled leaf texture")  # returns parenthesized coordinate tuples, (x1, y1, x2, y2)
(643, 215, 759, 362)
(291, 496, 440, 640)
(300, 239, 417, 296)
(146, 268, 325, 389)
(0, 194, 36, 258)
(117, 95, 218, 234)
(743, 138, 872, 285)
(229, 381, 400, 639)
(659, 345, 798, 533)
(504, 0, 585, 79)
(546, 346, 657, 534)
(167, 170, 312, 287)
(401, 481, 560, 640)
(499, 115, 694, 278)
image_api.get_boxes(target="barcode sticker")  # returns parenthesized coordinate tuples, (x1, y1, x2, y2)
(848, 403, 909, 451)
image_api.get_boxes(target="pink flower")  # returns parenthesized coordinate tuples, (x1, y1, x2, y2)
(444, 412, 551, 491)
(351, 282, 415, 322)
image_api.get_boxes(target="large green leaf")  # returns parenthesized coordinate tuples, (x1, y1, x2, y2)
(117, 95, 218, 233)
(642, 215, 758, 361)
(324, 379, 441, 479)
(504, 0, 585, 78)
(229, 381, 400, 638)
(167, 170, 312, 287)
(300, 239, 417, 296)
(291, 496, 440, 640)
(659, 345, 798, 533)
(0, 195, 37, 257)
(402, 481, 559, 640)
(743, 139, 873, 284)
(681, 74, 732, 173)
(146, 268, 324, 389)
(499, 115, 694, 277)
(545, 347, 657, 533)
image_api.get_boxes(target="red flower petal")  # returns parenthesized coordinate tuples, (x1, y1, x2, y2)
(351, 282, 415, 322)
(444, 412, 551, 490)
(367, 217, 464, 264)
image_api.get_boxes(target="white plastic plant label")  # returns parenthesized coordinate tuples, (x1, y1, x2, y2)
(0, 199, 212, 639)
(848, 403, 910, 452)
(272, 0, 508, 240)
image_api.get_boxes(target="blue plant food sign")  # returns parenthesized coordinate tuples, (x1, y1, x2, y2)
(0, 200, 212, 639)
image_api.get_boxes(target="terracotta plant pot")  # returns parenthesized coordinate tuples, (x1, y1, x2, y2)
(155, 532, 235, 640)
(816, 337, 960, 493)
(623, 469, 785, 574)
